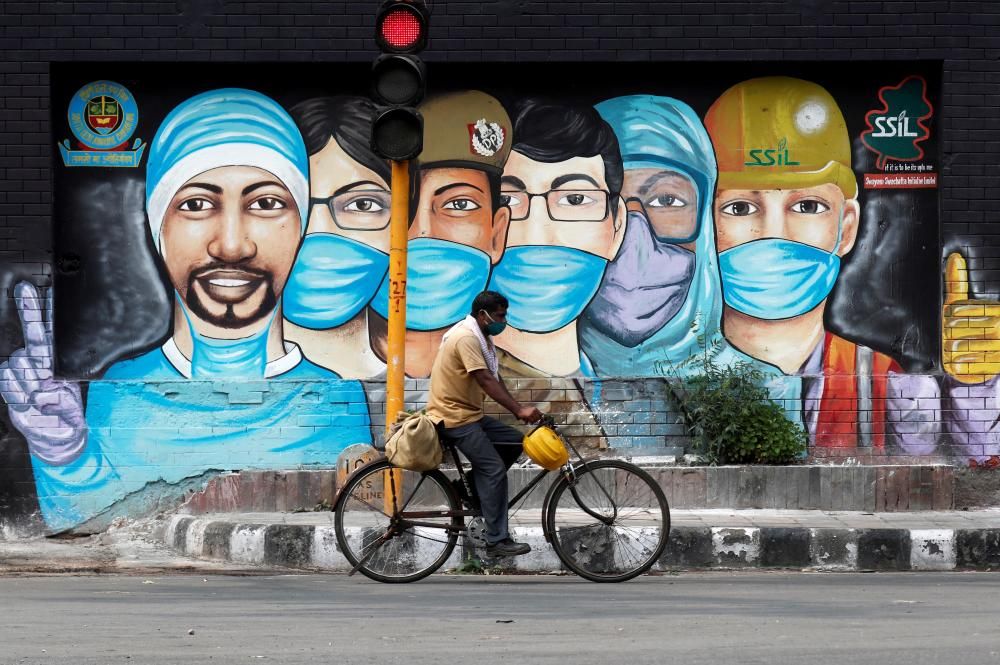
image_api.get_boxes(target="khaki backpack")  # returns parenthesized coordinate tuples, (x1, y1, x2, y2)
(385, 410, 443, 472)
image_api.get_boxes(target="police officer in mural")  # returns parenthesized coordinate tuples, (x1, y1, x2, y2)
(705, 76, 999, 459)
(0, 88, 371, 530)
(367, 90, 513, 379)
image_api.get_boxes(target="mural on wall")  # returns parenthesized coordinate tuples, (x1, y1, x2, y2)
(3, 87, 372, 530)
(4, 61, 994, 533)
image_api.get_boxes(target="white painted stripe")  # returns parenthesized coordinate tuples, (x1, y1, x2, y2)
(711, 527, 760, 566)
(230, 524, 266, 565)
(185, 519, 210, 557)
(909, 529, 956, 571)
(311, 526, 349, 569)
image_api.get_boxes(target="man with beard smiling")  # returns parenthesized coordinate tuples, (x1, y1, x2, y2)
(2, 88, 371, 531)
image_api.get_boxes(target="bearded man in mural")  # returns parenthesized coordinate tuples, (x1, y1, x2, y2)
(704, 76, 984, 453)
(282, 95, 391, 379)
(0, 88, 371, 530)
(489, 99, 626, 377)
(367, 90, 512, 379)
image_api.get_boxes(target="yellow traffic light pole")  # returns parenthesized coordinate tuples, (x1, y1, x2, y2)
(385, 159, 408, 430)
(384, 159, 409, 512)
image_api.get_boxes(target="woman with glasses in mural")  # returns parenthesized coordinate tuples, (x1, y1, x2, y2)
(283, 96, 393, 379)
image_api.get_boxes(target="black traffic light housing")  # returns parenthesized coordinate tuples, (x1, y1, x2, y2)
(371, 0, 428, 161)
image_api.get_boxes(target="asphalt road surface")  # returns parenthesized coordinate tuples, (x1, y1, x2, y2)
(2, 571, 1000, 664)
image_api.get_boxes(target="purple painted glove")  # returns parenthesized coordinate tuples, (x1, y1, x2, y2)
(0, 282, 86, 465)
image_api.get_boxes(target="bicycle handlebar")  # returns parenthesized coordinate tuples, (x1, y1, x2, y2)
(526, 414, 557, 436)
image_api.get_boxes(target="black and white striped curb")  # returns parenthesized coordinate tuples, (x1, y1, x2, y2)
(163, 515, 1000, 573)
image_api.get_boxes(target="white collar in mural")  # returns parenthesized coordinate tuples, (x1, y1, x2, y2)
(161, 337, 303, 379)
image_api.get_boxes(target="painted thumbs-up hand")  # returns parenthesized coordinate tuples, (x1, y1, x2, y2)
(942, 252, 1000, 385)
(0, 282, 86, 465)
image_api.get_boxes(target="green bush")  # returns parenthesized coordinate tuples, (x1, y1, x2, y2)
(661, 340, 807, 465)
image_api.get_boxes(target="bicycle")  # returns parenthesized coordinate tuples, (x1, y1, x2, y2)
(332, 417, 671, 583)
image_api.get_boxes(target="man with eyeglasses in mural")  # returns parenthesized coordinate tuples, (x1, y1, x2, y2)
(282, 95, 393, 379)
(489, 99, 626, 379)
(479, 99, 626, 449)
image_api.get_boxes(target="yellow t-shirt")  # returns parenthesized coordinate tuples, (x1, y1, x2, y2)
(425, 328, 489, 428)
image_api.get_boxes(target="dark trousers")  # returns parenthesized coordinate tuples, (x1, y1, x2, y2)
(438, 415, 523, 544)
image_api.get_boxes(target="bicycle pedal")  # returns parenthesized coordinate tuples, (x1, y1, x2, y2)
(466, 517, 489, 549)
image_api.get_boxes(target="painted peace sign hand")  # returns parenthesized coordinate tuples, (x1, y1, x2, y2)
(0, 282, 86, 465)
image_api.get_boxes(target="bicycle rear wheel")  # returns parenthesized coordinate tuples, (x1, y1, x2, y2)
(334, 459, 461, 583)
(545, 460, 670, 582)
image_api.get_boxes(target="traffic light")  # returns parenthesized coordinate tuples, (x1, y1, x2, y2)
(371, 0, 429, 161)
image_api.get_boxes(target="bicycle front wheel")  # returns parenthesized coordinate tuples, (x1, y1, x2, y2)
(334, 459, 461, 583)
(545, 460, 670, 582)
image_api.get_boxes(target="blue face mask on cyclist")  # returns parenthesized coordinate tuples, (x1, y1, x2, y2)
(482, 311, 507, 336)
(718, 208, 844, 320)
(371, 238, 492, 331)
(283, 233, 389, 329)
(488, 245, 608, 333)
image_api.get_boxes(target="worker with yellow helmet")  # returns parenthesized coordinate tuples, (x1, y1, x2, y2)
(707, 76, 999, 460)
(706, 77, 904, 448)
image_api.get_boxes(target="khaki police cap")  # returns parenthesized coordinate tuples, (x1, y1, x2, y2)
(417, 90, 512, 174)
(705, 77, 858, 199)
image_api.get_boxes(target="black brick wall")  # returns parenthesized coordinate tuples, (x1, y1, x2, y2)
(1, 0, 998, 317)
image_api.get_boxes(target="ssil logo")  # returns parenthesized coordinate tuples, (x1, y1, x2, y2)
(744, 138, 800, 167)
(862, 75, 933, 170)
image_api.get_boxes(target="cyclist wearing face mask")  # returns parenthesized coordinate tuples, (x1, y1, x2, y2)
(425, 290, 543, 558)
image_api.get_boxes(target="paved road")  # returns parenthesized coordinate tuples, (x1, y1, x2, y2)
(2, 572, 1000, 664)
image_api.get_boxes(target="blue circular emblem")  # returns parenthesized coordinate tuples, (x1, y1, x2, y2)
(67, 81, 139, 151)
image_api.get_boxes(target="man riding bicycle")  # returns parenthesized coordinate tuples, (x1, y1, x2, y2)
(425, 290, 544, 558)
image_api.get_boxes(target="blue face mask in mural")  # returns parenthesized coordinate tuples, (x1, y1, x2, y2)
(488, 245, 608, 333)
(283, 233, 389, 329)
(177, 293, 273, 378)
(718, 229, 842, 321)
(371, 237, 492, 331)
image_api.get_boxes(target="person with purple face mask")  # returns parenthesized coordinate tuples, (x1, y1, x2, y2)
(579, 95, 750, 378)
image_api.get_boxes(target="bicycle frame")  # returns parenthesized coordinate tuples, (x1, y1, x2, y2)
(334, 418, 671, 582)
(334, 423, 618, 542)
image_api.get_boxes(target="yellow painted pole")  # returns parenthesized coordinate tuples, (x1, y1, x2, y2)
(385, 159, 409, 513)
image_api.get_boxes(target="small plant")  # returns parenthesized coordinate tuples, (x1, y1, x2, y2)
(660, 321, 807, 465)
(452, 555, 485, 575)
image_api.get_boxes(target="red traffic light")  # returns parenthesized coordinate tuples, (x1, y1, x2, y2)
(375, 1, 428, 53)
(381, 9, 421, 49)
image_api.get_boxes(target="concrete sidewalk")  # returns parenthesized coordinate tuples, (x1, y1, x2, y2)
(163, 508, 1000, 574)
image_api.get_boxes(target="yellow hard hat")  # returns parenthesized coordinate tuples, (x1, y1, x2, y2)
(523, 426, 569, 471)
(705, 76, 857, 199)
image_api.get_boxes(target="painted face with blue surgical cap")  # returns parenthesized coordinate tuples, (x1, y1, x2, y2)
(146, 88, 310, 375)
